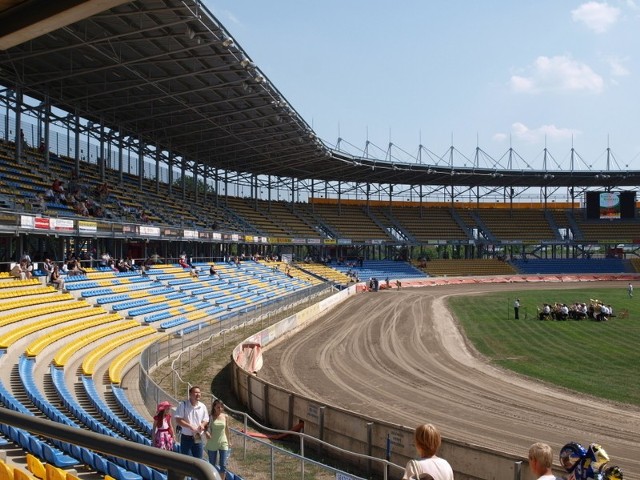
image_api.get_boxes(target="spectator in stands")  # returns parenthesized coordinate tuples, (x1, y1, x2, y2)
(74, 200, 89, 216)
(50, 264, 64, 291)
(152, 401, 175, 451)
(20, 129, 28, 151)
(38, 138, 46, 154)
(175, 385, 209, 459)
(116, 259, 130, 273)
(190, 265, 199, 278)
(32, 192, 47, 213)
(527, 442, 555, 480)
(205, 399, 231, 480)
(402, 423, 453, 480)
(178, 254, 189, 269)
(108, 259, 118, 272)
(42, 257, 54, 275)
(95, 182, 110, 201)
(67, 173, 80, 196)
(10, 262, 26, 280)
(52, 178, 64, 194)
(67, 258, 86, 276)
(20, 259, 33, 279)
(100, 252, 111, 267)
(44, 186, 56, 202)
(125, 256, 135, 270)
(209, 265, 217, 277)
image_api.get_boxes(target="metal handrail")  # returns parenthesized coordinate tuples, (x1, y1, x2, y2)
(0, 408, 220, 480)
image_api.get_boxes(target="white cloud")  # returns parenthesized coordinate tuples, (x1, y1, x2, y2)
(492, 124, 581, 145)
(224, 10, 241, 25)
(509, 55, 604, 94)
(607, 57, 630, 77)
(509, 122, 581, 143)
(571, 2, 620, 33)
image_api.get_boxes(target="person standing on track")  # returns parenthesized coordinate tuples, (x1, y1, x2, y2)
(402, 423, 454, 480)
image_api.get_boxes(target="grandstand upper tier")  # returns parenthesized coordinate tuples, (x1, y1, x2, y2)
(2, 140, 640, 251)
(1, 0, 640, 190)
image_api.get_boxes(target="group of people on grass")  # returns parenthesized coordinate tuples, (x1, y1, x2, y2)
(538, 299, 616, 321)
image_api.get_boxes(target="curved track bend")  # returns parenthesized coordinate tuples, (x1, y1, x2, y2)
(260, 283, 640, 478)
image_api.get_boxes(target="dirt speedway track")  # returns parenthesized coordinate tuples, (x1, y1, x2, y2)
(260, 282, 640, 478)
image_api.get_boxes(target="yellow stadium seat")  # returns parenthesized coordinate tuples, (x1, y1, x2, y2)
(13, 469, 36, 480)
(44, 464, 66, 480)
(0, 460, 14, 480)
(25, 455, 45, 480)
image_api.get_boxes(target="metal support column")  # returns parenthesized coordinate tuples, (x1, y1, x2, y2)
(14, 87, 22, 162)
(43, 95, 50, 168)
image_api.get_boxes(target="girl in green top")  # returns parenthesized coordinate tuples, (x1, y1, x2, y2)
(205, 399, 231, 479)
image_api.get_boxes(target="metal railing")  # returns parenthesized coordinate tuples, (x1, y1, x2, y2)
(140, 283, 334, 411)
(0, 408, 221, 480)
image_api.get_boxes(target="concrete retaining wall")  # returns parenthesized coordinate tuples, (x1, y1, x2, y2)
(231, 281, 571, 480)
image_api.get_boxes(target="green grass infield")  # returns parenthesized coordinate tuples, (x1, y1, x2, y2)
(448, 285, 640, 406)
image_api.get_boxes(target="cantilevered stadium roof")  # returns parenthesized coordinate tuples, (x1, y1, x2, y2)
(1, 0, 639, 189)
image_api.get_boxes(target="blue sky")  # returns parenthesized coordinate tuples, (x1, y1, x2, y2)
(205, 1, 640, 172)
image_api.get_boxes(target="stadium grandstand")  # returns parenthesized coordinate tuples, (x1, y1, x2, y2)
(0, 1, 640, 480)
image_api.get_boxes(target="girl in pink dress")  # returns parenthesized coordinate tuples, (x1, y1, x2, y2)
(153, 401, 175, 450)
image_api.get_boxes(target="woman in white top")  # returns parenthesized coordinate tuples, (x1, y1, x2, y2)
(402, 423, 454, 480)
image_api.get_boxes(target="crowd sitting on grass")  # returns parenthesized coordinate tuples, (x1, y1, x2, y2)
(538, 299, 616, 322)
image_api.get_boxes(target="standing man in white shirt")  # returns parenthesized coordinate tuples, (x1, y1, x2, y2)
(175, 385, 210, 458)
(514, 298, 520, 320)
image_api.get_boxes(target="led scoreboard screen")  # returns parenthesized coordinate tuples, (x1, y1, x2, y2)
(586, 191, 636, 219)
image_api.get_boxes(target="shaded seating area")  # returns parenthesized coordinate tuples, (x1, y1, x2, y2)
(511, 258, 629, 274)
(296, 262, 352, 284)
(331, 260, 427, 282)
(420, 259, 518, 277)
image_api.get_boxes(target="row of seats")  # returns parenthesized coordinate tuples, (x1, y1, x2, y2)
(80, 375, 149, 445)
(0, 259, 320, 480)
(53, 320, 140, 367)
(0, 306, 106, 349)
(25, 314, 120, 357)
(64, 275, 150, 291)
(511, 258, 629, 274)
(17, 357, 146, 480)
(420, 259, 518, 277)
(81, 326, 157, 376)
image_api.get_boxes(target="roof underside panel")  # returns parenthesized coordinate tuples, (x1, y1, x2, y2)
(1, 0, 639, 188)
